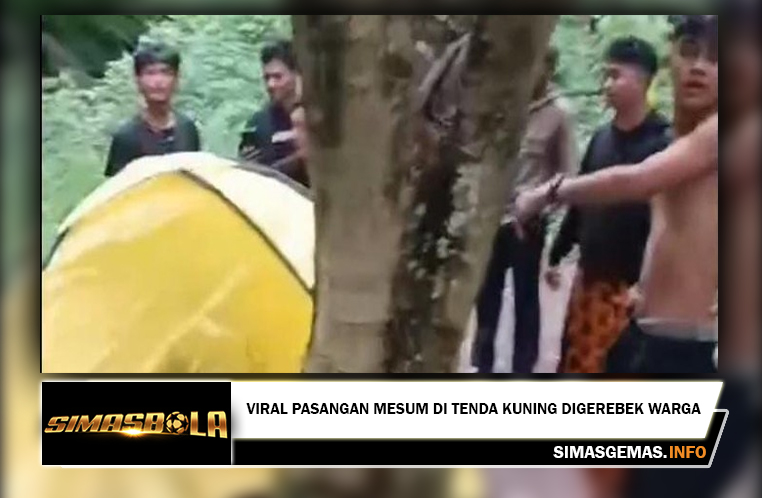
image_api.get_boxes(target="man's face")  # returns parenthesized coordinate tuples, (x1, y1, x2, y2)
(603, 62, 649, 111)
(263, 59, 297, 106)
(136, 62, 177, 105)
(726, 31, 760, 118)
(670, 35, 719, 114)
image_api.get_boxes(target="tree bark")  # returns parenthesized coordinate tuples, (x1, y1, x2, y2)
(293, 15, 558, 374)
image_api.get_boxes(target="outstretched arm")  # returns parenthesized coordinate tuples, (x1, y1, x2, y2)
(515, 113, 718, 220)
(556, 113, 718, 205)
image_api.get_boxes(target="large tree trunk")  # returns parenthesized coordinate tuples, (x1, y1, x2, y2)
(285, 15, 556, 498)
(293, 15, 557, 373)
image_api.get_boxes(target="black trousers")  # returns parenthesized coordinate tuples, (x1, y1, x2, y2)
(605, 320, 717, 374)
(625, 382, 757, 498)
(473, 220, 545, 374)
(606, 323, 753, 498)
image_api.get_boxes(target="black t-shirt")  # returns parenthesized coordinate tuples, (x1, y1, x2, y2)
(104, 112, 201, 177)
(549, 111, 673, 285)
(238, 103, 311, 188)
(238, 103, 297, 167)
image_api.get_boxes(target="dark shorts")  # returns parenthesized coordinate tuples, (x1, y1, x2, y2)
(625, 382, 757, 498)
(605, 320, 717, 374)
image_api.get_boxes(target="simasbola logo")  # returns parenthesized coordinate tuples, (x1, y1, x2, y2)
(44, 411, 228, 438)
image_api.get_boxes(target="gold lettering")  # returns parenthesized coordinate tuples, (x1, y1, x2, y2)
(65, 415, 79, 432)
(207, 411, 228, 439)
(75, 415, 103, 432)
(99, 414, 124, 432)
(190, 411, 206, 436)
(144, 413, 165, 433)
(45, 416, 68, 433)
(122, 413, 144, 431)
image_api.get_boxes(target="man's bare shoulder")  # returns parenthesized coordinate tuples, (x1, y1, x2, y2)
(694, 112, 719, 147)
(683, 113, 719, 173)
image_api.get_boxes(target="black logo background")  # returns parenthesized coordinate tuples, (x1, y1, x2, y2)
(42, 381, 231, 465)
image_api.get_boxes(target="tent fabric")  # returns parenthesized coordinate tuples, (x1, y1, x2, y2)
(48, 152, 314, 289)
(7, 272, 482, 497)
(42, 152, 314, 374)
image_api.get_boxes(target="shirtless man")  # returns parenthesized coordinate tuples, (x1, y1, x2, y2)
(514, 15, 719, 374)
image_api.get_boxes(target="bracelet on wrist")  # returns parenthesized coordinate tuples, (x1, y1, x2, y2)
(547, 174, 565, 205)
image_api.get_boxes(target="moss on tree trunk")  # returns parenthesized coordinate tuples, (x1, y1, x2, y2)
(294, 15, 557, 374)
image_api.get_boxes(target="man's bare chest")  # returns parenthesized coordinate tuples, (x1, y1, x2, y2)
(652, 172, 718, 230)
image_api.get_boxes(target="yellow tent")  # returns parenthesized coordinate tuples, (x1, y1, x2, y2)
(9, 267, 484, 498)
(42, 152, 315, 374)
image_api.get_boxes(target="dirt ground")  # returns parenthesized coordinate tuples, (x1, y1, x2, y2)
(458, 253, 578, 374)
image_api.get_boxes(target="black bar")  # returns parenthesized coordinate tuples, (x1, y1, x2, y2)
(42, 381, 232, 465)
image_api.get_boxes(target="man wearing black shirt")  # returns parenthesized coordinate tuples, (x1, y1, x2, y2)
(105, 42, 200, 177)
(546, 37, 672, 373)
(239, 40, 308, 187)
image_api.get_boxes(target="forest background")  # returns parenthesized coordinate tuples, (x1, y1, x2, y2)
(24, 15, 677, 276)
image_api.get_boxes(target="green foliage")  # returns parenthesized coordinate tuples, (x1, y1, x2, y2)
(42, 15, 169, 78)
(41, 15, 677, 259)
(553, 15, 674, 151)
(42, 15, 291, 256)
(544, 15, 674, 241)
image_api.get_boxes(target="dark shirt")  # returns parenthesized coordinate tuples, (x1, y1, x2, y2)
(239, 103, 310, 188)
(104, 112, 200, 177)
(549, 111, 672, 285)
(239, 103, 296, 168)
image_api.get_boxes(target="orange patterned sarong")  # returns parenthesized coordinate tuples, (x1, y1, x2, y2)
(559, 279, 631, 373)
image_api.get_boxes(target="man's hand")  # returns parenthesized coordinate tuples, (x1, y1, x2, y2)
(627, 285, 644, 316)
(612, 285, 644, 316)
(240, 146, 262, 163)
(514, 186, 549, 226)
(544, 267, 562, 290)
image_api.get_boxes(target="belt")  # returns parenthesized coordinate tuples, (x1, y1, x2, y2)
(636, 318, 718, 342)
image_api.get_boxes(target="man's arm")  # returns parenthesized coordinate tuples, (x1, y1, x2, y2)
(104, 132, 131, 178)
(189, 121, 201, 151)
(548, 126, 592, 266)
(548, 208, 579, 267)
(238, 112, 266, 162)
(555, 113, 718, 206)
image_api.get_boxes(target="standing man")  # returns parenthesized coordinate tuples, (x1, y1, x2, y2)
(547, 37, 672, 373)
(628, 12, 759, 498)
(105, 42, 200, 177)
(515, 15, 719, 375)
(472, 47, 578, 374)
(239, 39, 308, 188)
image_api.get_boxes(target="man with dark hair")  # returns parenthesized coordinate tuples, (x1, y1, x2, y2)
(239, 39, 307, 186)
(515, 15, 719, 375)
(626, 13, 758, 498)
(547, 36, 672, 373)
(472, 46, 578, 373)
(104, 41, 200, 177)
